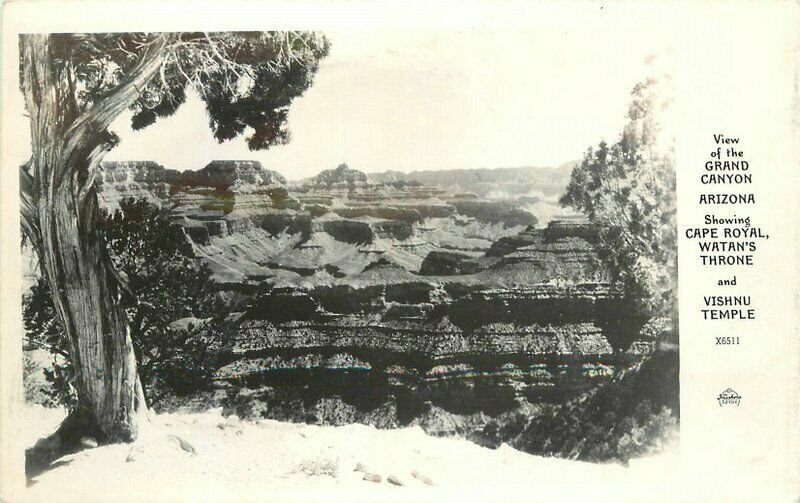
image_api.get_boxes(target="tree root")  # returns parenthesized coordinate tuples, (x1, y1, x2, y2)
(26, 397, 152, 480)
(25, 408, 104, 480)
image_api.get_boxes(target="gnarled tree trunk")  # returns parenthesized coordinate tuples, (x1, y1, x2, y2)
(20, 34, 166, 443)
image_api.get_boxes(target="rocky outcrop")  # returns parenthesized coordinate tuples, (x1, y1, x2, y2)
(544, 217, 599, 241)
(419, 250, 485, 276)
(100, 160, 180, 183)
(100, 160, 294, 213)
(307, 163, 370, 187)
(180, 160, 287, 190)
(97, 161, 177, 208)
(487, 217, 598, 261)
(101, 160, 285, 193)
(319, 219, 375, 244)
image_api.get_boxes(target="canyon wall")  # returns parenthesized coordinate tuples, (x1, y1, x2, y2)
(97, 160, 658, 429)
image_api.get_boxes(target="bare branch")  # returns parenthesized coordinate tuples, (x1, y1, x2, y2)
(159, 53, 172, 101)
(203, 32, 228, 67)
(115, 38, 135, 57)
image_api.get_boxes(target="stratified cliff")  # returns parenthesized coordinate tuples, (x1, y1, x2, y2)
(97, 159, 660, 440)
(99, 161, 539, 284)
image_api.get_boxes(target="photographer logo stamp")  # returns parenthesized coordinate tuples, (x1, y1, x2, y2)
(717, 388, 742, 407)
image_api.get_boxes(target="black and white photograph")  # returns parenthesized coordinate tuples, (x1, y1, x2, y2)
(0, 1, 798, 501)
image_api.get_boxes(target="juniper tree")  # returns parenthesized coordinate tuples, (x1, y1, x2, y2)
(560, 78, 677, 322)
(18, 32, 329, 443)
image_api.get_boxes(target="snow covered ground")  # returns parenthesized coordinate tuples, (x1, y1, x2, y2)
(15, 404, 682, 502)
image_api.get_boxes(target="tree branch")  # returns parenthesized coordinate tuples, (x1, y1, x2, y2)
(61, 34, 171, 185)
(24, 337, 70, 359)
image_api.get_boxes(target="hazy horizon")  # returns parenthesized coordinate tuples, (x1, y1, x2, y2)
(101, 158, 581, 183)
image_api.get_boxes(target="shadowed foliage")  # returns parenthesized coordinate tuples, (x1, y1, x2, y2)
(23, 198, 227, 408)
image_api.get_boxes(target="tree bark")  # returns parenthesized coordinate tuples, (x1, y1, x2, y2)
(20, 34, 166, 442)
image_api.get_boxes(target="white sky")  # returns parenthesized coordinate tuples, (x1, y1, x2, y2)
(20, 28, 672, 181)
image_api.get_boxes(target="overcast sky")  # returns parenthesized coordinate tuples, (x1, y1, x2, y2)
(22, 28, 672, 181)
